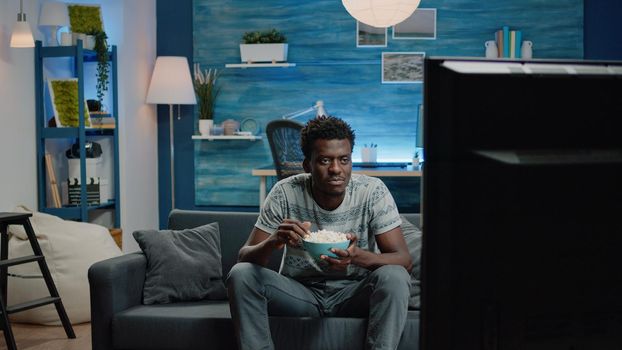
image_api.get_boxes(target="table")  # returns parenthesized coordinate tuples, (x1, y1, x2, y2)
(251, 165, 422, 207)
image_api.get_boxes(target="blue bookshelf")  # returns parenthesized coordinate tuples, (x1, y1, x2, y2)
(34, 40, 120, 228)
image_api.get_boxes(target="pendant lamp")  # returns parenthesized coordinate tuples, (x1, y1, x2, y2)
(342, 0, 421, 28)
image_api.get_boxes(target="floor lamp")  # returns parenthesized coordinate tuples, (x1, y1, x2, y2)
(146, 56, 197, 209)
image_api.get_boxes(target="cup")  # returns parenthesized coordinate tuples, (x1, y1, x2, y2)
(60, 32, 72, 46)
(361, 147, 377, 163)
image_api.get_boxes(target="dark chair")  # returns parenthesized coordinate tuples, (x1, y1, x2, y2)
(265, 120, 305, 180)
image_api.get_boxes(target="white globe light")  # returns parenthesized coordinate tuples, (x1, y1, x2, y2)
(342, 0, 422, 28)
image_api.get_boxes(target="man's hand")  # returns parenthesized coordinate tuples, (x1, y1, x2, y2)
(320, 234, 358, 270)
(270, 219, 311, 249)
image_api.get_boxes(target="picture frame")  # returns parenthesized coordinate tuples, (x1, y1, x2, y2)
(381, 52, 425, 84)
(357, 21, 387, 47)
(67, 3, 104, 34)
(393, 8, 437, 40)
(48, 78, 91, 127)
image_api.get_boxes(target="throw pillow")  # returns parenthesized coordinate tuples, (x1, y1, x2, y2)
(401, 216, 422, 309)
(133, 223, 227, 304)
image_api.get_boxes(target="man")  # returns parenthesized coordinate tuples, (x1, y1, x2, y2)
(227, 116, 412, 350)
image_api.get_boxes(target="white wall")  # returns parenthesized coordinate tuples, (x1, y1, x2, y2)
(0, 0, 158, 252)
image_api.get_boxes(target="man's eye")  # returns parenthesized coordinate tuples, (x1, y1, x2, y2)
(340, 157, 350, 164)
(320, 158, 330, 164)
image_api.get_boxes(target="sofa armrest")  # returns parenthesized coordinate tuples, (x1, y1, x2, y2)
(89, 253, 147, 350)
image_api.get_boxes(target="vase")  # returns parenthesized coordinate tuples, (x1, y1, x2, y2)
(199, 119, 213, 136)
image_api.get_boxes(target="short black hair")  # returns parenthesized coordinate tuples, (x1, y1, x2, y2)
(300, 116, 356, 159)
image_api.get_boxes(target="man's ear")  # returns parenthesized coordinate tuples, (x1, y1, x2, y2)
(303, 159, 311, 173)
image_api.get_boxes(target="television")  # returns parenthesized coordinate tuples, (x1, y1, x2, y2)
(421, 57, 622, 350)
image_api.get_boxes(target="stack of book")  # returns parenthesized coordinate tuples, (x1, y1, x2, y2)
(495, 26, 523, 59)
(90, 115, 116, 129)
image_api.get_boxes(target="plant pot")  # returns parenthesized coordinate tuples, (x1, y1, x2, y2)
(239, 43, 288, 64)
(199, 119, 213, 136)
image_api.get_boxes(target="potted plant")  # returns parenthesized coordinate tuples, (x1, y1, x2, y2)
(68, 4, 109, 104)
(239, 29, 288, 64)
(193, 63, 221, 136)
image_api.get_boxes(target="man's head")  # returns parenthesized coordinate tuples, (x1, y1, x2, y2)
(300, 116, 356, 209)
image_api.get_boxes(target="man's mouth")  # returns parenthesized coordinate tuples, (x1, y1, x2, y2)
(328, 178, 345, 185)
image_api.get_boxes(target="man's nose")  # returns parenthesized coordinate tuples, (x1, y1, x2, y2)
(328, 160, 342, 173)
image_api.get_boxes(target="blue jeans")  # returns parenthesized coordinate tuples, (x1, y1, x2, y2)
(226, 262, 410, 350)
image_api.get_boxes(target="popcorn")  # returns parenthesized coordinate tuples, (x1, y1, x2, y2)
(303, 229, 348, 243)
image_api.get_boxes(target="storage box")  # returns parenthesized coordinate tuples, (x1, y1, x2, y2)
(67, 177, 100, 205)
(61, 177, 110, 205)
(68, 158, 101, 180)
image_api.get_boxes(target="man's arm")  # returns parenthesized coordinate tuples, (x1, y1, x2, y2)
(238, 220, 311, 267)
(323, 226, 413, 272)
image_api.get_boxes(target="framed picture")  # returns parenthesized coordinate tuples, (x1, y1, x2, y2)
(67, 4, 104, 34)
(48, 78, 91, 127)
(357, 21, 387, 47)
(381, 52, 425, 84)
(393, 8, 437, 40)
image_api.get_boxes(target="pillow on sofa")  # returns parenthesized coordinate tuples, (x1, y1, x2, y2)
(133, 223, 227, 304)
(401, 216, 422, 309)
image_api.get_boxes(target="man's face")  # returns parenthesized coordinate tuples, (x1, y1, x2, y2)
(304, 138, 353, 199)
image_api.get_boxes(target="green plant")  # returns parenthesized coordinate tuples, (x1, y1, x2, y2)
(67, 5, 103, 34)
(93, 31, 109, 104)
(193, 63, 221, 120)
(242, 29, 287, 44)
(68, 4, 108, 103)
(50, 79, 91, 127)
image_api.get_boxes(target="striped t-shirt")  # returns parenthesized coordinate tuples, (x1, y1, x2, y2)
(255, 173, 402, 281)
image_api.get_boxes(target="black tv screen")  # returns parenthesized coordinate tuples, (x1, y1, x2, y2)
(421, 57, 622, 350)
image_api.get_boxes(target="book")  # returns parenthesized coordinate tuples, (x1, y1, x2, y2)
(496, 30, 504, 58)
(44, 153, 62, 208)
(510, 31, 516, 58)
(515, 30, 523, 58)
(90, 116, 116, 129)
(503, 26, 510, 58)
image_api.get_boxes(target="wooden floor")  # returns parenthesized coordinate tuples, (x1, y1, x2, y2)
(0, 323, 91, 350)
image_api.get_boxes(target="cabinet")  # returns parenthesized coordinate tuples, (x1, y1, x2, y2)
(34, 40, 120, 228)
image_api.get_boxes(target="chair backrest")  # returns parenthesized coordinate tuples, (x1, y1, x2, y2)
(265, 120, 305, 180)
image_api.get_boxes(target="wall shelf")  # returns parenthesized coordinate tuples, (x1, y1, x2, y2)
(192, 135, 262, 141)
(225, 63, 296, 68)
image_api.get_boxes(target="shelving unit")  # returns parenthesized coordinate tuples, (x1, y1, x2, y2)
(191, 135, 262, 141)
(225, 63, 295, 68)
(34, 40, 120, 228)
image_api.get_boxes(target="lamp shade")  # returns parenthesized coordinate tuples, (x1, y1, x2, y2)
(146, 56, 197, 105)
(10, 21, 35, 48)
(342, 0, 421, 28)
(39, 2, 70, 26)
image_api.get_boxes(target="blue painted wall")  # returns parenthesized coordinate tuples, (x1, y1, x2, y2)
(192, 0, 582, 207)
(156, 0, 621, 227)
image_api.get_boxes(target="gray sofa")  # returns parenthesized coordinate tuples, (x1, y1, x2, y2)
(89, 209, 420, 350)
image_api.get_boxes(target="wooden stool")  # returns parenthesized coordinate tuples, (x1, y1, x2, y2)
(0, 213, 75, 349)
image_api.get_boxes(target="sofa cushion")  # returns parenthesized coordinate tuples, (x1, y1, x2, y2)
(133, 223, 227, 304)
(401, 215, 422, 309)
(113, 301, 236, 349)
(112, 300, 419, 350)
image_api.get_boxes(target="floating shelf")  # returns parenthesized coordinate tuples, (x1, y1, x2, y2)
(192, 135, 263, 141)
(225, 63, 296, 68)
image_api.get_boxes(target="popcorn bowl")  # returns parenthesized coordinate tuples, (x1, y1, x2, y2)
(302, 239, 350, 260)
